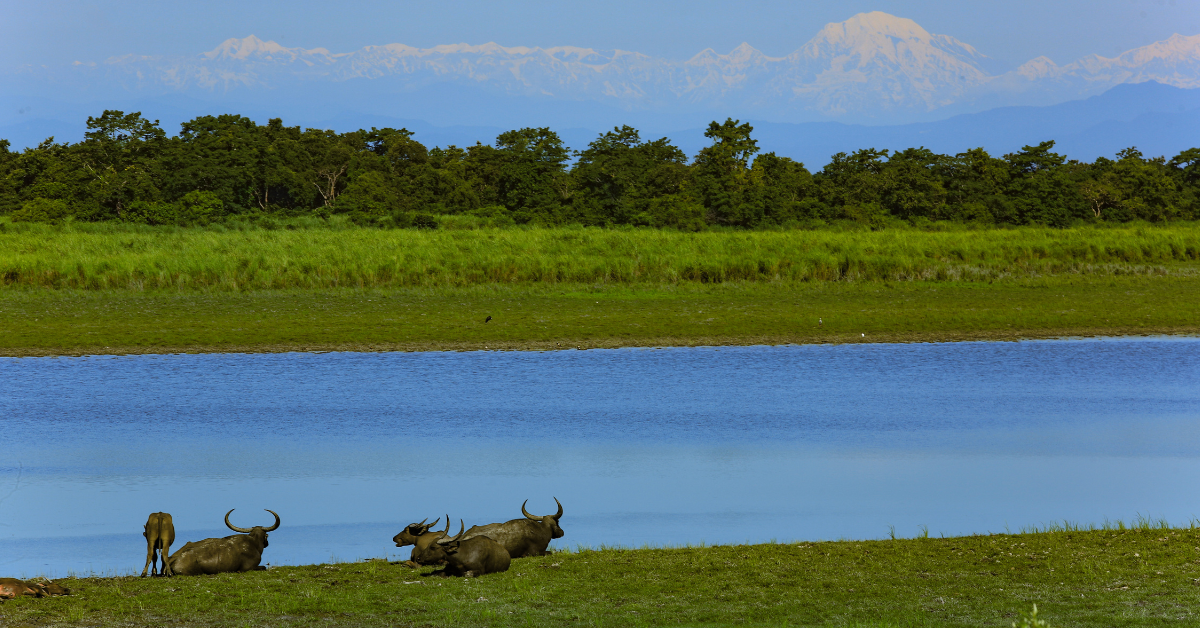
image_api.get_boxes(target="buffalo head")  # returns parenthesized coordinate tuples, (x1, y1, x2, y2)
(393, 517, 442, 548)
(522, 497, 564, 539)
(225, 508, 280, 547)
(411, 518, 461, 566)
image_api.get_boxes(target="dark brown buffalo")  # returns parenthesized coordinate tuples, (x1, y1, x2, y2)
(393, 517, 452, 567)
(141, 512, 175, 577)
(0, 578, 70, 600)
(167, 509, 279, 576)
(461, 498, 564, 558)
(392, 517, 446, 549)
(411, 520, 511, 577)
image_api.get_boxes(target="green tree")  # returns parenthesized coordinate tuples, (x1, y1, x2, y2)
(77, 110, 167, 219)
(814, 148, 889, 224)
(879, 147, 947, 220)
(572, 125, 689, 225)
(748, 152, 813, 224)
(1003, 141, 1084, 226)
(490, 127, 571, 223)
(691, 118, 761, 226)
(164, 115, 267, 213)
(11, 197, 72, 224)
(936, 147, 1011, 223)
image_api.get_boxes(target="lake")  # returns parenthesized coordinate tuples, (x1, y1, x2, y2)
(2, 337, 1198, 578)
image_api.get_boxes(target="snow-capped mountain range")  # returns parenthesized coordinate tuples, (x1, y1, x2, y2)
(16, 11, 1200, 124)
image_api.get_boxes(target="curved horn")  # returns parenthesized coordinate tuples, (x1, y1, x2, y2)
(522, 499, 538, 521)
(263, 509, 281, 532)
(225, 509, 252, 533)
(553, 497, 563, 520)
(437, 519, 465, 545)
(418, 518, 428, 526)
(441, 515, 450, 536)
(427, 516, 441, 530)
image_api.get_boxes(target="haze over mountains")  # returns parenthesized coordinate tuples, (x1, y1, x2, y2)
(4, 11, 1198, 164)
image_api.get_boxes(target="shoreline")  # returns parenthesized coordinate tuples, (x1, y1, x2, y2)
(2, 527, 1194, 626)
(4, 275, 1198, 358)
(4, 326, 1198, 358)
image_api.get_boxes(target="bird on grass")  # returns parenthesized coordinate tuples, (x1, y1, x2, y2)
(819, 317, 823, 327)
(485, 315, 492, 323)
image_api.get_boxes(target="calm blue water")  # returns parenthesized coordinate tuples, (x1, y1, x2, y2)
(1, 337, 1198, 578)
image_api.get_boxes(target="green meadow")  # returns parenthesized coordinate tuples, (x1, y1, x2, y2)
(1, 222, 1198, 355)
(2, 221, 1198, 290)
(2, 522, 1197, 627)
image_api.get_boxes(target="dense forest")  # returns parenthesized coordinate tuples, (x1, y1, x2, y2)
(2, 110, 1198, 230)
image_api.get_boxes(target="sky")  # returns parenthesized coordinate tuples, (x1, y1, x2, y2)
(2, 0, 1198, 72)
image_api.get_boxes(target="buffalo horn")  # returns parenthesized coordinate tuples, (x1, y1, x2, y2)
(553, 497, 563, 520)
(225, 509, 252, 533)
(438, 519, 466, 545)
(263, 509, 281, 531)
(522, 499, 537, 521)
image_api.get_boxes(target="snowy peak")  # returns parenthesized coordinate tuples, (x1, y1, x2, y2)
(201, 35, 336, 64)
(57, 14, 1200, 122)
(203, 35, 288, 60)
(795, 11, 987, 70)
(814, 11, 936, 47)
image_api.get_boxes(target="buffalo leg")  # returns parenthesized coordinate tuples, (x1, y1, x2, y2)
(141, 540, 156, 577)
(160, 539, 173, 576)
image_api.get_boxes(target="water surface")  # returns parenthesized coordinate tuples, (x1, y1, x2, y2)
(2, 337, 1197, 577)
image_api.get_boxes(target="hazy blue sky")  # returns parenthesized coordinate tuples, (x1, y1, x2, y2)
(3, 0, 1198, 71)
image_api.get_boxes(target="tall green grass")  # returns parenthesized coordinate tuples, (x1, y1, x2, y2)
(1, 222, 1197, 291)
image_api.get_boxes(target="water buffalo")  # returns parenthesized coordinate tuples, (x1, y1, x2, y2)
(461, 498, 564, 558)
(411, 520, 511, 577)
(167, 509, 279, 576)
(141, 511, 175, 577)
(392, 517, 445, 549)
(393, 517, 452, 567)
(0, 578, 70, 600)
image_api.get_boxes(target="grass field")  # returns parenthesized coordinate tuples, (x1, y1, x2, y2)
(1, 275, 1198, 356)
(2, 222, 1198, 290)
(2, 523, 1197, 627)
(1, 222, 1198, 356)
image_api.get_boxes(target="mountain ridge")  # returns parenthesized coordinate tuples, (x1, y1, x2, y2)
(13, 11, 1198, 125)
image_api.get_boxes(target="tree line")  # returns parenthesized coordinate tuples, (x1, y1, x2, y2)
(2, 110, 1198, 229)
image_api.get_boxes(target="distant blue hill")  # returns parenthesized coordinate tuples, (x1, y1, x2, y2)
(723, 82, 1200, 168)
(2, 82, 1196, 170)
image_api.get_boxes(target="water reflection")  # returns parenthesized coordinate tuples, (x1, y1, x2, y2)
(1, 338, 1197, 577)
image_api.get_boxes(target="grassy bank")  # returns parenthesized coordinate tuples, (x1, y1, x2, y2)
(2, 223, 1197, 355)
(2, 223, 1198, 290)
(3, 525, 1197, 627)
(2, 276, 1198, 356)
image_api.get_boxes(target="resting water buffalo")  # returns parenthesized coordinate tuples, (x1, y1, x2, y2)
(411, 520, 511, 577)
(141, 511, 175, 577)
(461, 498, 564, 558)
(393, 517, 451, 567)
(0, 578, 70, 600)
(392, 517, 446, 549)
(168, 509, 279, 576)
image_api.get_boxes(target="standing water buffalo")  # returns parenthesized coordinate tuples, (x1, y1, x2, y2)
(461, 498, 564, 558)
(141, 512, 175, 577)
(168, 509, 279, 576)
(411, 520, 511, 577)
